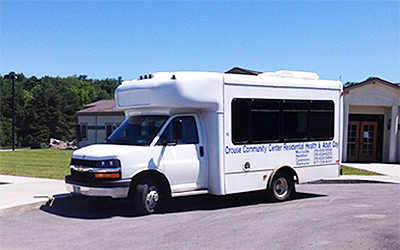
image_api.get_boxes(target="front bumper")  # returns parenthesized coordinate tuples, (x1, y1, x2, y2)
(65, 175, 131, 199)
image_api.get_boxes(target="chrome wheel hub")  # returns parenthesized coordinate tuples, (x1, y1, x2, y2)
(275, 177, 289, 197)
(146, 187, 159, 210)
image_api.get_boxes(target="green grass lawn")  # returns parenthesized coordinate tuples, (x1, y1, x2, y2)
(0, 149, 73, 180)
(341, 165, 379, 175)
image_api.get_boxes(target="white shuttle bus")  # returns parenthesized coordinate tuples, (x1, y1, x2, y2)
(66, 68, 343, 214)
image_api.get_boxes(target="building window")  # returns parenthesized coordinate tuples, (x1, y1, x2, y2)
(81, 124, 88, 140)
(106, 124, 113, 138)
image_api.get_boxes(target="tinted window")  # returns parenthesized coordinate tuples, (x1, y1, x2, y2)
(251, 100, 280, 142)
(232, 98, 335, 144)
(158, 116, 199, 145)
(309, 101, 334, 139)
(106, 116, 168, 145)
(232, 99, 249, 143)
(283, 101, 308, 140)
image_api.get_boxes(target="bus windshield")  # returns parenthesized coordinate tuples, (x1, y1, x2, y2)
(104, 115, 169, 146)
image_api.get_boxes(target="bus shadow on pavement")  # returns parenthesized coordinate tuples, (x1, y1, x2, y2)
(40, 191, 325, 219)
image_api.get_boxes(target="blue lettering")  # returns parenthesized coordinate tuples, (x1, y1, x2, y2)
(243, 145, 267, 154)
(305, 142, 318, 150)
(284, 143, 304, 151)
(322, 142, 331, 148)
(225, 146, 241, 154)
(268, 144, 282, 152)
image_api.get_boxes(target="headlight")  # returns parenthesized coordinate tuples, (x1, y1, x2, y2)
(97, 159, 121, 168)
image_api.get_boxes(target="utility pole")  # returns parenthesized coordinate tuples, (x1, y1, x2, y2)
(4, 73, 16, 151)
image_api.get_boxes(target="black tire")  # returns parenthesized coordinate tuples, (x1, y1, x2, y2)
(268, 172, 294, 201)
(133, 179, 161, 215)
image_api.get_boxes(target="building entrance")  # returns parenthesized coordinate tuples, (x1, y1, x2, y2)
(347, 115, 383, 162)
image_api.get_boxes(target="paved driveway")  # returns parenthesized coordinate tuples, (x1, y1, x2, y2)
(1, 183, 399, 250)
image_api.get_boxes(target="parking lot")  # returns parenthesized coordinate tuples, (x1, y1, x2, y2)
(1, 182, 399, 250)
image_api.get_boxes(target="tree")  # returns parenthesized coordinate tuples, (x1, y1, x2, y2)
(344, 77, 381, 88)
(344, 81, 359, 87)
(0, 73, 121, 147)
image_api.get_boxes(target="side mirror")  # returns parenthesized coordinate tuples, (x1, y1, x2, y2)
(172, 119, 183, 142)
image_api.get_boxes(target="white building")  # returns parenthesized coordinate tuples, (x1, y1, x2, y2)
(76, 100, 125, 147)
(343, 78, 400, 163)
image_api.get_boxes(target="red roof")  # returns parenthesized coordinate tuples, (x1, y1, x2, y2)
(76, 100, 124, 116)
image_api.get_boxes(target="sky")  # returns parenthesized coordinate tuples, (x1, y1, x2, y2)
(1, 1, 399, 84)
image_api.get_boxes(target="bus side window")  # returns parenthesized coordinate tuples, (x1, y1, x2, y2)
(232, 99, 249, 144)
(251, 100, 280, 142)
(309, 101, 334, 140)
(283, 101, 308, 141)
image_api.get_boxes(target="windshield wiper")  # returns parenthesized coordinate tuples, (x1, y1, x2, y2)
(105, 139, 134, 145)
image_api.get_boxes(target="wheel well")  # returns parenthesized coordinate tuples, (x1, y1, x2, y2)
(129, 171, 172, 201)
(267, 166, 299, 190)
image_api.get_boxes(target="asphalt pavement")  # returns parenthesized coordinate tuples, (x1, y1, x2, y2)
(1, 163, 399, 215)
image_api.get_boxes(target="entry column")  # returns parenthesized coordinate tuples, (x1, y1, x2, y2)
(342, 104, 350, 162)
(389, 105, 399, 163)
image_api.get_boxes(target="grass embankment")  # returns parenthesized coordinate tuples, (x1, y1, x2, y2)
(0, 149, 73, 180)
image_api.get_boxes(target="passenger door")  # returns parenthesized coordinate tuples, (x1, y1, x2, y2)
(358, 121, 378, 162)
(157, 115, 207, 192)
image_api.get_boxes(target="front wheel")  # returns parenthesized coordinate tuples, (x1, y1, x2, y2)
(133, 179, 161, 215)
(268, 172, 294, 201)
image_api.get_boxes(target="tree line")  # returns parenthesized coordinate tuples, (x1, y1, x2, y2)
(0, 73, 121, 148)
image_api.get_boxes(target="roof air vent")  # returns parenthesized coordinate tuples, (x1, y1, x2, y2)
(262, 70, 319, 80)
(138, 74, 154, 80)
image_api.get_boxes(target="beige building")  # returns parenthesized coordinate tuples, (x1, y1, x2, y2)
(76, 100, 125, 147)
(343, 78, 400, 163)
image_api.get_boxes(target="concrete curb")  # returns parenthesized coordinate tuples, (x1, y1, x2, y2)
(0, 199, 50, 216)
(306, 179, 400, 185)
(305, 175, 400, 185)
(0, 194, 73, 216)
(0, 175, 69, 216)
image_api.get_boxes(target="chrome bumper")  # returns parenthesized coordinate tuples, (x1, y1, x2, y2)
(66, 183, 130, 199)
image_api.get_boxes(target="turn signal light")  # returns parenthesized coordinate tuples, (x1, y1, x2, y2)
(95, 173, 120, 179)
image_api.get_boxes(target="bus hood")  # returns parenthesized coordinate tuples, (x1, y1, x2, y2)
(72, 144, 145, 160)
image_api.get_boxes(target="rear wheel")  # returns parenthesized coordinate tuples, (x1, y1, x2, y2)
(269, 172, 294, 201)
(133, 179, 161, 215)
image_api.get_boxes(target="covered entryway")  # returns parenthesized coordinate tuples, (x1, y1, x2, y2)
(343, 78, 399, 163)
